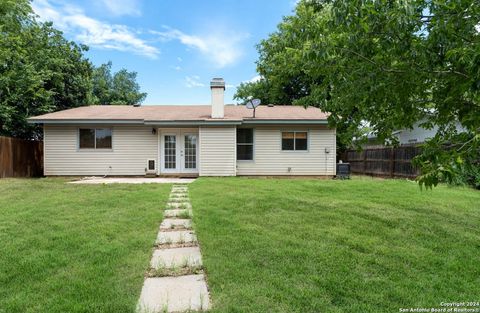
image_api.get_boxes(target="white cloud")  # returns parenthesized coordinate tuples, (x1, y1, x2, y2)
(171, 65, 182, 71)
(152, 27, 248, 68)
(99, 0, 141, 17)
(32, 0, 158, 58)
(177, 57, 183, 62)
(185, 76, 205, 88)
(249, 75, 262, 83)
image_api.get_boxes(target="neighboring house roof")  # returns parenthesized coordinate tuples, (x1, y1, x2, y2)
(28, 105, 330, 125)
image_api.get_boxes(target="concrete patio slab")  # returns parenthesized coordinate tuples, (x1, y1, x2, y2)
(156, 230, 197, 245)
(150, 247, 202, 269)
(69, 177, 196, 184)
(164, 209, 192, 218)
(138, 275, 209, 312)
(160, 218, 192, 230)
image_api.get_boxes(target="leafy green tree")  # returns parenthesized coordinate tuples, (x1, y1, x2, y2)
(0, 0, 147, 139)
(91, 61, 146, 105)
(0, 0, 93, 139)
(235, 0, 479, 188)
(0, 0, 91, 138)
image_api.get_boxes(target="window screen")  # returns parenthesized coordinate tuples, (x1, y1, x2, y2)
(95, 129, 112, 149)
(79, 129, 95, 149)
(282, 131, 308, 151)
(79, 128, 112, 149)
(237, 128, 254, 160)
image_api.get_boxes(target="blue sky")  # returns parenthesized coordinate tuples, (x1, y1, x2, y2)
(32, 0, 296, 105)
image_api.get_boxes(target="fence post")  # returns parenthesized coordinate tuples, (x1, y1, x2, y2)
(363, 149, 367, 175)
(389, 147, 395, 178)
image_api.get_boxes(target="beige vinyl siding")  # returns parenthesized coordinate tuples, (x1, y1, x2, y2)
(199, 126, 236, 176)
(44, 125, 157, 176)
(236, 126, 336, 176)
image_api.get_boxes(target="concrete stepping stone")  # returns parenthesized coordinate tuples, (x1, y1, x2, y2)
(166, 202, 192, 210)
(150, 247, 202, 269)
(156, 230, 196, 245)
(167, 202, 191, 208)
(138, 275, 209, 312)
(170, 189, 188, 193)
(164, 209, 192, 218)
(169, 197, 188, 201)
(169, 199, 189, 203)
(160, 218, 192, 230)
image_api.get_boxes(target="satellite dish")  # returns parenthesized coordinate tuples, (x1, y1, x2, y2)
(246, 99, 261, 117)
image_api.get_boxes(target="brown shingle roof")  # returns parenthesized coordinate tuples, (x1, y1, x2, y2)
(28, 105, 329, 123)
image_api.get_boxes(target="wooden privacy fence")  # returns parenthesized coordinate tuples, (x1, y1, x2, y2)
(0, 136, 43, 178)
(341, 145, 422, 178)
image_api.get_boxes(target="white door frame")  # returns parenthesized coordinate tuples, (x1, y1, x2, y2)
(159, 129, 199, 174)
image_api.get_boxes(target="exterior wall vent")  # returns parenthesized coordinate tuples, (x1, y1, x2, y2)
(146, 159, 156, 172)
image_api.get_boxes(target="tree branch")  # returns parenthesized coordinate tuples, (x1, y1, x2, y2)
(341, 48, 469, 78)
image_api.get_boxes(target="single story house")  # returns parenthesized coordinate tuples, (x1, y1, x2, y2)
(364, 118, 465, 146)
(28, 78, 336, 177)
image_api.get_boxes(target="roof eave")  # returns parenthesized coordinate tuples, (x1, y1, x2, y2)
(241, 119, 329, 125)
(27, 119, 145, 124)
(27, 118, 330, 126)
(144, 120, 242, 126)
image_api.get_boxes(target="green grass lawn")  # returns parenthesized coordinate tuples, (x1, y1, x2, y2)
(0, 178, 170, 313)
(1, 177, 478, 313)
(189, 177, 480, 313)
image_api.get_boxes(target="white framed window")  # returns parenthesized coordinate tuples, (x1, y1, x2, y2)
(79, 128, 112, 149)
(282, 131, 308, 151)
(237, 128, 254, 160)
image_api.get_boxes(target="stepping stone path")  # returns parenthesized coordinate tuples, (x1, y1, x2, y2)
(138, 184, 210, 312)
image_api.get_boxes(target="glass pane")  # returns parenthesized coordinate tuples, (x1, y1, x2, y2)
(282, 132, 294, 150)
(282, 132, 294, 139)
(295, 132, 307, 139)
(237, 145, 253, 160)
(164, 135, 176, 169)
(184, 135, 197, 169)
(295, 132, 308, 150)
(79, 129, 95, 149)
(95, 128, 112, 149)
(237, 129, 253, 144)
